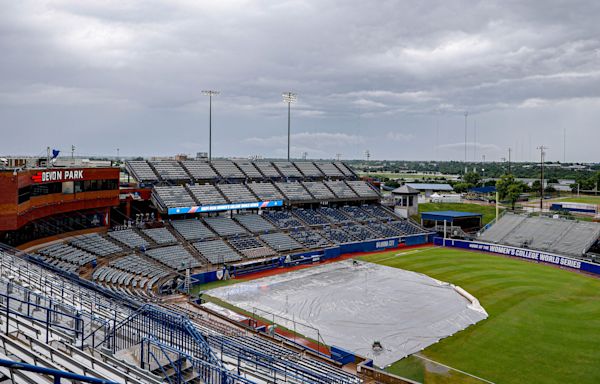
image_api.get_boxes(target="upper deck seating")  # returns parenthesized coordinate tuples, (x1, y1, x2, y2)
(276, 182, 314, 201)
(153, 186, 196, 208)
(216, 184, 258, 203)
(324, 180, 358, 199)
(254, 162, 282, 178)
(186, 184, 228, 206)
(126, 160, 159, 182)
(273, 162, 303, 178)
(315, 162, 344, 177)
(211, 160, 245, 179)
(150, 160, 190, 181)
(247, 182, 285, 201)
(294, 161, 324, 177)
(181, 160, 219, 180)
(301, 181, 336, 200)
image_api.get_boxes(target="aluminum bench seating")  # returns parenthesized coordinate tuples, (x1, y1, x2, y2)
(203, 216, 248, 237)
(318, 227, 354, 244)
(254, 162, 282, 178)
(346, 180, 379, 198)
(126, 160, 159, 182)
(145, 245, 202, 271)
(70, 234, 123, 257)
(193, 239, 243, 264)
(216, 183, 258, 204)
(170, 219, 215, 241)
(228, 237, 276, 259)
(181, 160, 219, 180)
(247, 182, 285, 201)
(259, 232, 303, 252)
(263, 211, 304, 229)
(301, 181, 336, 200)
(324, 180, 358, 199)
(273, 162, 303, 178)
(292, 208, 329, 226)
(108, 229, 150, 249)
(233, 213, 276, 233)
(234, 160, 263, 179)
(315, 162, 344, 177)
(293, 161, 324, 177)
(340, 206, 375, 222)
(341, 223, 380, 241)
(142, 227, 177, 245)
(333, 161, 355, 177)
(318, 207, 352, 223)
(150, 160, 190, 181)
(211, 160, 245, 179)
(276, 181, 313, 201)
(186, 184, 227, 206)
(153, 185, 196, 208)
(288, 229, 330, 249)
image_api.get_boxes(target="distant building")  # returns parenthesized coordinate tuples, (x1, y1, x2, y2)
(405, 183, 453, 197)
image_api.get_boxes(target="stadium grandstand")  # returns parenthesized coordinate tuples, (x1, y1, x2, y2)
(0, 157, 434, 383)
(478, 212, 600, 259)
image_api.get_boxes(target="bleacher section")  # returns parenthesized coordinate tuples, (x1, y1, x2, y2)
(248, 182, 285, 201)
(325, 180, 358, 199)
(295, 161, 324, 177)
(36, 243, 96, 273)
(142, 227, 177, 245)
(216, 183, 258, 203)
(145, 245, 202, 270)
(318, 207, 352, 223)
(273, 161, 303, 178)
(316, 162, 344, 177)
(187, 184, 227, 206)
(0, 248, 363, 384)
(342, 223, 379, 241)
(276, 181, 314, 201)
(293, 208, 330, 226)
(153, 185, 196, 209)
(289, 229, 330, 249)
(126, 160, 159, 183)
(150, 160, 189, 181)
(70, 233, 123, 257)
(333, 161, 356, 177)
(318, 227, 354, 244)
(211, 160, 245, 179)
(263, 211, 304, 229)
(193, 239, 242, 263)
(389, 220, 425, 235)
(234, 213, 276, 233)
(171, 219, 215, 241)
(340, 206, 375, 222)
(181, 160, 219, 180)
(108, 229, 150, 249)
(234, 160, 263, 179)
(259, 232, 303, 251)
(346, 180, 380, 198)
(204, 216, 248, 237)
(302, 181, 336, 200)
(479, 213, 600, 257)
(254, 161, 281, 178)
(228, 237, 277, 259)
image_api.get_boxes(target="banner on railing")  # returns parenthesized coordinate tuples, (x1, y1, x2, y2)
(435, 238, 600, 275)
(168, 200, 283, 215)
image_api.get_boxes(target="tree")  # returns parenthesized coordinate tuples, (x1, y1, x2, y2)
(496, 174, 524, 210)
(463, 172, 481, 187)
(453, 182, 470, 193)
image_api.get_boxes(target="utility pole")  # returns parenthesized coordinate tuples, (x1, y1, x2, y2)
(464, 111, 468, 173)
(537, 146, 548, 212)
(335, 153, 342, 161)
(71, 145, 75, 164)
(282, 92, 297, 161)
(202, 90, 220, 162)
(364, 150, 370, 162)
(508, 148, 512, 174)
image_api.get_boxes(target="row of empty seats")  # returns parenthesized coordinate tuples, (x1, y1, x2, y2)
(36, 243, 96, 273)
(145, 245, 202, 271)
(127, 159, 356, 183)
(150, 180, 380, 211)
(69, 233, 123, 257)
(480, 213, 600, 257)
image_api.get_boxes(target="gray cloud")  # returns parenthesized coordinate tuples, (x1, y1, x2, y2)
(1, 0, 599, 161)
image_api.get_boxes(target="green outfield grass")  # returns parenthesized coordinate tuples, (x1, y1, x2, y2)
(415, 202, 502, 225)
(558, 195, 600, 205)
(359, 247, 600, 384)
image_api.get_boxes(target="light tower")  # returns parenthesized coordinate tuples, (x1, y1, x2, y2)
(463, 111, 468, 173)
(202, 90, 220, 162)
(537, 145, 548, 211)
(282, 92, 297, 161)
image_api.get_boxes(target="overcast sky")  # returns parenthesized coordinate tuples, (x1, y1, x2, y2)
(1, 1, 599, 162)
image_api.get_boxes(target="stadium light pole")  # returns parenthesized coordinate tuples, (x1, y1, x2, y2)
(282, 92, 297, 162)
(202, 90, 220, 162)
(463, 111, 468, 173)
(537, 145, 548, 212)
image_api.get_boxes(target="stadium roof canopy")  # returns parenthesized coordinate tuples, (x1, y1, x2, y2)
(405, 183, 453, 191)
(421, 211, 482, 223)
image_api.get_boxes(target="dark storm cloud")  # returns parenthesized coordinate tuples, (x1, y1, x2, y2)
(1, 0, 599, 161)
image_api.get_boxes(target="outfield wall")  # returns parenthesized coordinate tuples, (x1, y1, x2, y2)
(434, 237, 600, 275)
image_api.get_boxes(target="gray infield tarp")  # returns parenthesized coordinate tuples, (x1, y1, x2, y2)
(208, 259, 487, 367)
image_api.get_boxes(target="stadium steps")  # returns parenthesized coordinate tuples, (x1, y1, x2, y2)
(145, 161, 164, 182)
(132, 227, 159, 249)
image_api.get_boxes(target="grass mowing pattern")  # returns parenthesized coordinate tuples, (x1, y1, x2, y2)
(360, 247, 600, 384)
(558, 196, 600, 205)
(415, 202, 502, 224)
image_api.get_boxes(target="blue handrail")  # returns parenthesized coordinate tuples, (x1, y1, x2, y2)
(0, 358, 118, 384)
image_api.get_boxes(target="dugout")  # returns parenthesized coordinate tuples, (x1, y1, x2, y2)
(421, 210, 483, 233)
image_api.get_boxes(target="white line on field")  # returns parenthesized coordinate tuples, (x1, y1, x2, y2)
(414, 354, 496, 384)
(372, 248, 427, 263)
